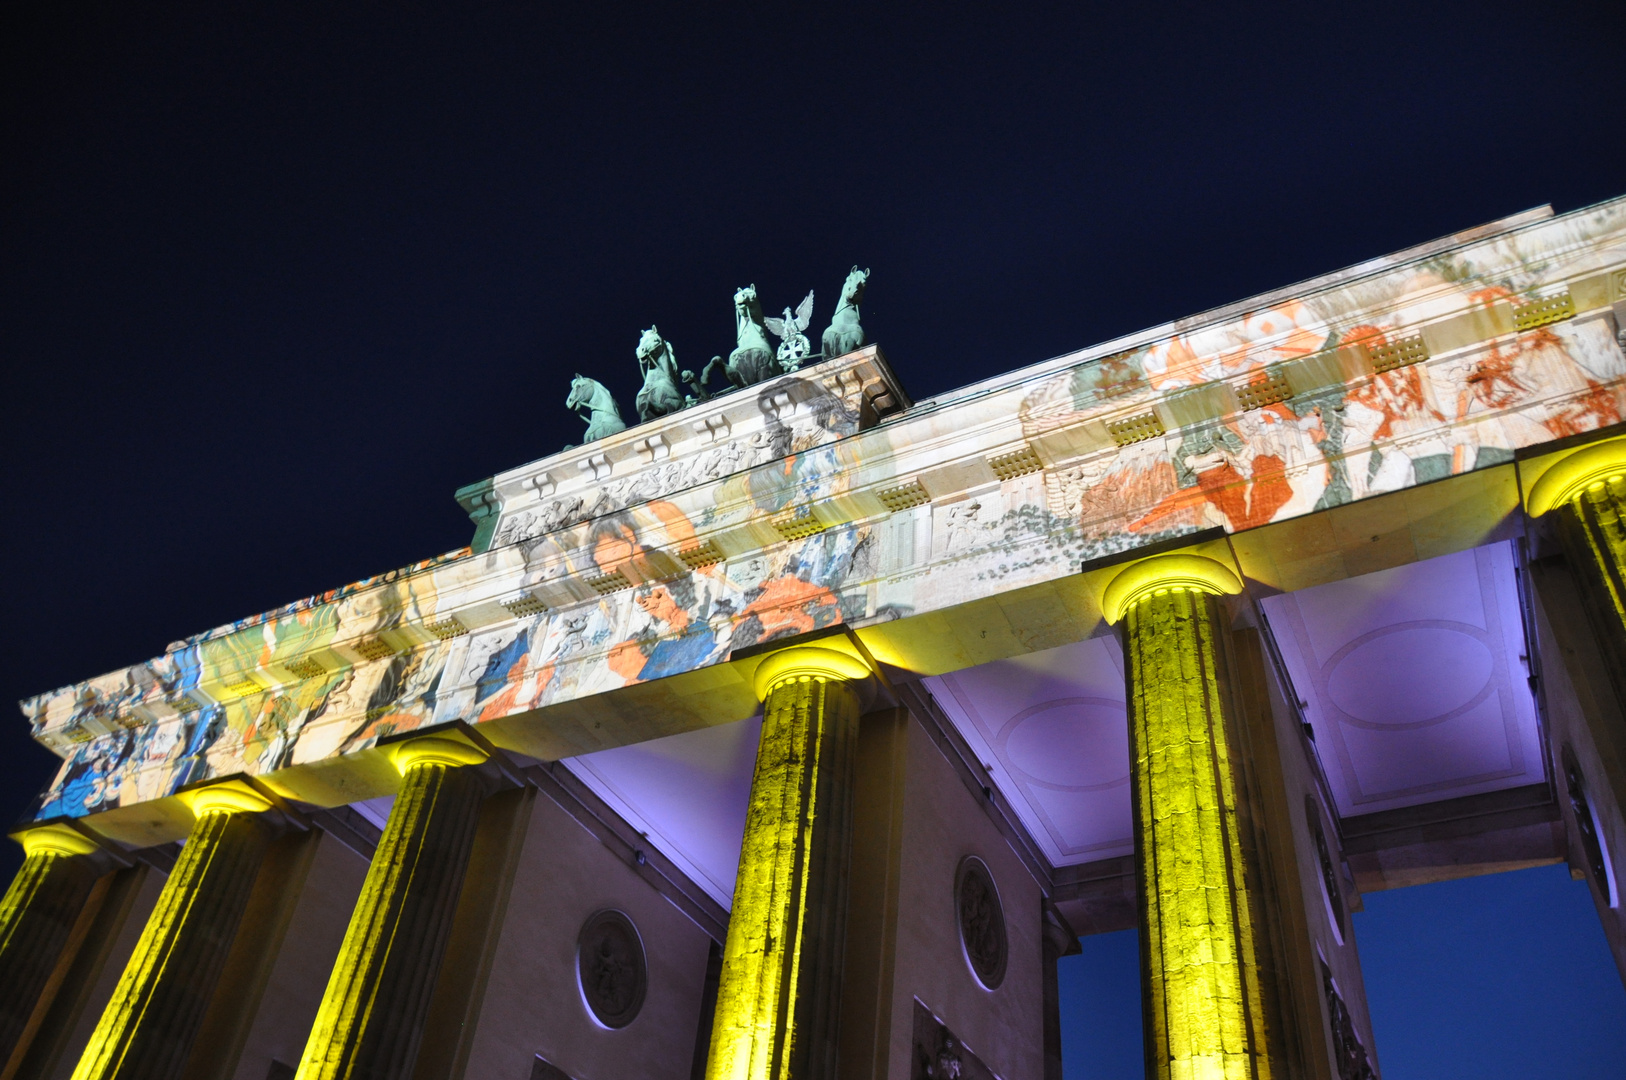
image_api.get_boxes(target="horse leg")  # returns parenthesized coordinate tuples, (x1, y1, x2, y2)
(745, 348, 779, 386)
(701, 356, 726, 390)
(656, 379, 683, 417)
(838, 323, 863, 357)
(681, 370, 709, 404)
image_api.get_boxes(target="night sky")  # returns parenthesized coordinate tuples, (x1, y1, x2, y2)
(4, 3, 1625, 1074)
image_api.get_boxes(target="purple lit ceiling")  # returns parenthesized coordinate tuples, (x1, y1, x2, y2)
(1261, 541, 1543, 819)
(924, 637, 1134, 866)
(564, 715, 760, 907)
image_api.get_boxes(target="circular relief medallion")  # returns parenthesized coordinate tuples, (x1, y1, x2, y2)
(955, 856, 1007, 990)
(577, 909, 647, 1029)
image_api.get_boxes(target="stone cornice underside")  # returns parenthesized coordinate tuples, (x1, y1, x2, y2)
(22, 194, 1626, 842)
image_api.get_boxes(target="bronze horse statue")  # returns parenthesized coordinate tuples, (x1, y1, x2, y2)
(702, 285, 780, 390)
(566, 374, 626, 444)
(821, 266, 869, 361)
(634, 326, 704, 420)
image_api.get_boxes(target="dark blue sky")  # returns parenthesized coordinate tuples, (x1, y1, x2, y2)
(3, 2, 1624, 1072)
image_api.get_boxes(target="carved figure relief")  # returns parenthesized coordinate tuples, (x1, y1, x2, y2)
(911, 1000, 997, 1080)
(941, 499, 988, 555)
(1321, 960, 1377, 1080)
(577, 909, 647, 1029)
(1564, 744, 1617, 905)
(493, 511, 537, 548)
(955, 856, 1007, 989)
(492, 377, 862, 549)
(1307, 794, 1347, 940)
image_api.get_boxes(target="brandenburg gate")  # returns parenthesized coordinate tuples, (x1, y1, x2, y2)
(4, 198, 1626, 1080)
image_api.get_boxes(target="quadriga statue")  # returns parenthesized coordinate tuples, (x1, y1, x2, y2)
(702, 285, 780, 390)
(821, 266, 869, 361)
(634, 325, 705, 421)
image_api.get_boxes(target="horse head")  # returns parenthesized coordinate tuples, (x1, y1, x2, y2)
(734, 285, 764, 321)
(566, 373, 591, 411)
(843, 266, 870, 305)
(636, 326, 665, 366)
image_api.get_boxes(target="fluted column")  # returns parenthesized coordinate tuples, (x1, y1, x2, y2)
(0, 824, 104, 1065)
(70, 782, 275, 1080)
(294, 734, 490, 1080)
(706, 644, 870, 1080)
(1103, 554, 1278, 1080)
(1527, 438, 1626, 694)
(1526, 437, 1626, 982)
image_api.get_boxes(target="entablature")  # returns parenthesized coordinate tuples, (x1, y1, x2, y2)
(21, 193, 1626, 828)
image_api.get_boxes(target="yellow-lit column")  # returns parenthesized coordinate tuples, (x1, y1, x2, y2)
(70, 782, 275, 1080)
(706, 644, 871, 1080)
(1103, 555, 1277, 1080)
(1525, 438, 1626, 942)
(1526, 438, 1626, 650)
(295, 734, 490, 1080)
(0, 824, 105, 1065)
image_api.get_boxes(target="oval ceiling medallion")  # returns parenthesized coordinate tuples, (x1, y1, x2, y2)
(1003, 699, 1128, 788)
(1326, 626, 1492, 725)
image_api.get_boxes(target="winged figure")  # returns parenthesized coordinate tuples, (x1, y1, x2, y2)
(763, 289, 815, 370)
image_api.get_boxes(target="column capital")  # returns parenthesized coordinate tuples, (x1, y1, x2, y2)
(1101, 553, 1242, 624)
(11, 821, 102, 858)
(176, 777, 274, 818)
(749, 641, 873, 701)
(1525, 436, 1626, 516)
(384, 730, 492, 775)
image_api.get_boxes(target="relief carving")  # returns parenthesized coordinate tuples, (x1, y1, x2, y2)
(509, 432, 783, 540)
(940, 499, 990, 556)
(1564, 744, 1615, 904)
(577, 909, 647, 1029)
(1307, 794, 1347, 939)
(955, 856, 1007, 990)
(911, 1000, 998, 1080)
(1321, 960, 1378, 1080)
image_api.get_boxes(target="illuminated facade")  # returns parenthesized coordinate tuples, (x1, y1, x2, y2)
(5, 196, 1626, 1079)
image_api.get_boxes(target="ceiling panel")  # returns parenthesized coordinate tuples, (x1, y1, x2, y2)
(1261, 540, 1544, 818)
(924, 637, 1134, 866)
(564, 716, 760, 908)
